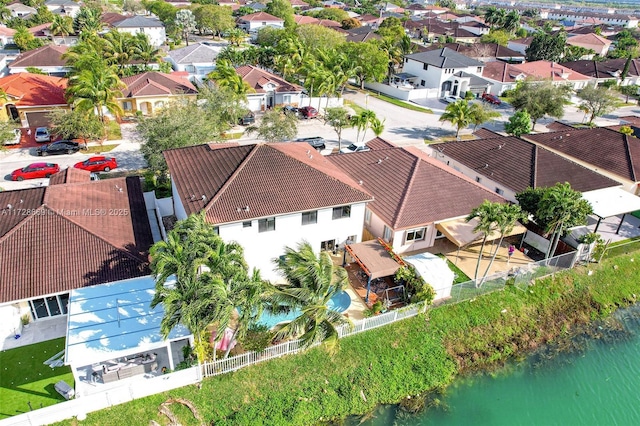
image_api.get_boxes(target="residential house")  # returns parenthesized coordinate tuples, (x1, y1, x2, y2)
(328, 139, 506, 254)
(358, 14, 384, 28)
(381, 2, 404, 13)
(565, 33, 612, 58)
(0, 26, 16, 47)
(119, 72, 199, 117)
(290, 0, 309, 8)
(113, 16, 166, 47)
(560, 58, 640, 87)
(236, 65, 303, 111)
(165, 43, 221, 82)
(482, 61, 532, 95)
(506, 61, 591, 90)
(507, 36, 534, 56)
(0, 73, 69, 127)
(8, 44, 69, 76)
(545, 10, 639, 28)
(45, 0, 82, 17)
(164, 142, 373, 282)
(237, 12, 285, 32)
(423, 42, 525, 63)
(457, 20, 490, 36)
(523, 128, 640, 195)
(7, 3, 36, 18)
(101, 12, 128, 27)
(401, 47, 491, 98)
(28, 22, 53, 42)
(406, 3, 431, 17)
(0, 169, 154, 340)
(345, 27, 380, 43)
(567, 25, 617, 38)
(422, 23, 480, 44)
(427, 135, 621, 203)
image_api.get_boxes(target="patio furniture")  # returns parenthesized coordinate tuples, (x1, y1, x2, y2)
(54, 380, 75, 400)
(102, 369, 119, 384)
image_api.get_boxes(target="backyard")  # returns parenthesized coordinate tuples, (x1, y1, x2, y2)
(0, 338, 74, 420)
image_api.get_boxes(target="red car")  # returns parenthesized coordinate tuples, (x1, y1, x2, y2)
(298, 106, 318, 119)
(74, 156, 118, 172)
(11, 162, 60, 181)
(482, 93, 501, 105)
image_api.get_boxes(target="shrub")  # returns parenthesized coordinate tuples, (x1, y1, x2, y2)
(238, 324, 272, 353)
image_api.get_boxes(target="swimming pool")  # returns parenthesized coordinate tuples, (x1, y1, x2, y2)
(256, 291, 352, 329)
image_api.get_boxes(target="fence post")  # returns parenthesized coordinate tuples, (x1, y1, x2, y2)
(394, 310, 398, 321)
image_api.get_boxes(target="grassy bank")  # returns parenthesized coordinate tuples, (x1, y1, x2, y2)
(71, 254, 640, 425)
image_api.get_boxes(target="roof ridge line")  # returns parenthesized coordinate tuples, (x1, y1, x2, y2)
(0, 207, 38, 245)
(622, 134, 637, 182)
(531, 144, 538, 188)
(392, 154, 420, 229)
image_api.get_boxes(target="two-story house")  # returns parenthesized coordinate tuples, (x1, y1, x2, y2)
(402, 47, 491, 98)
(113, 16, 166, 47)
(119, 72, 199, 117)
(165, 43, 221, 83)
(237, 12, 285, 33)
(236, 65, 303, 111)
(164, 142, 373, 282)
(8, 44, 69, 76)
(45, 0, 82, 17)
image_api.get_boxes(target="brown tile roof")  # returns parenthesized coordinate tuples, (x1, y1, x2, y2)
(0, 27, 16, 36)
(238, 12, 283, 22)
(164, 143, 373, 223)
(618, 116, 640, 127)
(0, 73, 68, 106)
(0, 187, 46, 239)
(236, 65, 302, 94)
(120, 72, 198, 97)
(293, 15, 318, 25)
(546, 121, 576, 132)
(101, 12, 127, 26)
(473, 128, 502, 139)
(523, 128, 640, 182)
(432, 136, 620, 194)
(482, 61, 532, 83)
(28, 22, 52, 36)
(424, 42, 523, 59)
(9, 44, 68, 68)
(0, 176, 153, 303)
(366, 137, 396, 151)
(566, 33, 611, 48)
(560, 59, 640, 79)
(49, 167, 92, 185)
(328, 145, 504, 229)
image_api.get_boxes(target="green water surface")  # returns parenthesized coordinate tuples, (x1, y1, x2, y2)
(353, 305, 640, 426)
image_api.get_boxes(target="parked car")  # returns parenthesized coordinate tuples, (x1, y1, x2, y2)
(74, 156, 118, 172)
(3, 128, 21, 145)
(282, 105, 299, 116)
(239, 111, 255, 125)
(34, 127, 50, 143)
(36, 140, 84, 156)
(442, 96, 462, 104)
(298, 106, 318, 119)
(340, 143, 370, 154)
(294, 137, 326, 151)
(482, 93, 501, 105)
(11, 162, 60, 181)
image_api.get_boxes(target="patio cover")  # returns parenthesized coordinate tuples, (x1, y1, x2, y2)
(582, 187, 640, 219)
(404, 252, 454, 301)
(346, 240, 402, 279)
(436, 217, 527, 248)
(65, 276, 190, 367)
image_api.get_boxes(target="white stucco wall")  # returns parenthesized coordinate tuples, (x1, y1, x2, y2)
(172, 180, 188, 220)
(392, 225, 437, 254)
(402, 59, 484, 97)
(118, 27, 166, 47)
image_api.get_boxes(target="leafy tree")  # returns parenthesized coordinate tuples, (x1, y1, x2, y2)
(376, 16, 404, 44)
(439, 99, 473, 137)
(175, 9, 197, 46)
(234, 5, 254, 17)
(255, 26, 288, 47)
(193, 4, 235, 38)
(466, 201, 502, 282)
(246, 109, 298, 143)
(28, 5, 55, 26)
(516, 183, 593, 258)
(269, 241, 352, 351)
(343, 41, 388, 89)
(48, 109, 103, 144)
(619, 84, 638, 102)
(609, 29, 639, 59)
(144, 0, 177, 25)
(198, 84, 247, 128)
(138, 99, 226, 176)
(225, 28, 246, 47)
(0, 119, 18, 150)
(307, 8, 348, 22)
(13, 27, 44, 51)
(123, 0, 144, 14)
(25, 67, 45, 74)
(620, 125, 634, 136)
(469, 102, 501, 131)
(526, 28, 567, 62)
(132, 33, 161, 66)
(265, 0, 295, 29)
(296, 24, 345, 52)
(50, 15, 74, 45)
(73, 6, 102, 35)
(504, 110, 533, 137)
(577, 84, 619, 126)
(436, 0, 456, 9)
(324, 107, 352, 151)
(510, 79, 572, 128)
(480, 29, 510, 46)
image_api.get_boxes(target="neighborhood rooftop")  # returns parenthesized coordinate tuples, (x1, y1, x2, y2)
(404, 47, 484, 69)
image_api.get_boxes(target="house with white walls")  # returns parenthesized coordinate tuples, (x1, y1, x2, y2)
(236, 65, 304, 111)
(164, 142, 373, 282)
(237, 12, 285, 32)
(165, 43, 222, 82)
(45, 0, 82, 17)
(113, 16, 166, 47)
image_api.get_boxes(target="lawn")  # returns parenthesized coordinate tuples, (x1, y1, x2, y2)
(105, 121, 122, 140)
(84, 144, 119, 154)
(0, 338, 74, 420)
(436, 254, 471, 284)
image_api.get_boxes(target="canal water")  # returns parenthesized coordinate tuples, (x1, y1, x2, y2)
(349, 305, 640, 426)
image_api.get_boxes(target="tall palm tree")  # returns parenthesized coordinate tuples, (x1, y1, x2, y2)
(73, 6, 102, 35)
(66, 64, 126, 126)
(439, 99, 473, 138)
(502, 10, 521, 34)
(269, 241, 352, 351)
(207, 59, 252, 98)
(132, 33, 161, 66)
(466, 201, 502, 283)
(50, 15, 74, 45)
(103, 30, 135, 75)
(370, 117, 385, 137)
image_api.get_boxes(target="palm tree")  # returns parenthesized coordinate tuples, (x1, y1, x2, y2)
(466, 201, 502, 283)
(269, 241, 352, 351)
(175, 9, 197, 46)
(226, 28, 246, 47)
(207, 59, 252, 98)
(66, 64, 126, 127)
(50, 15, 74, 45)
(351, 109, 377, 143)
(502, 10, 521, 34)
(370, 117, 385, 137)
(73, 6, 102, 35)
(132, 33, 161, 67)
(439, 99, 473, 138)
(103, 30, 135, 75)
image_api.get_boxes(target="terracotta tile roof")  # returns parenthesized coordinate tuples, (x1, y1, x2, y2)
(328, 145, 504, 229)
(366, 137, 396, 151)
(9, 44, 68, 68)
(546, 121, 576, 132)
(524, 128, 640, 182)
(120, 72, 198, 97)
(0, 27, 16, 36)
(510, 61, 591, 82)
(238, 11, 283, 22)
(566, 33, 611, 48)
(290, 0, 308, 6)
(482, 61, 532, 83)
(101, 12, 127, 25)
(294, 15, 318, 25)
(473, 128, 502, 139)
(235, 65, 302, 94)
(164, 143, 372, 224)
(432, 136, 620, 194)
(0, 187, 46, 239)
(48, 167, 92, 185)
(0, 73, 68, 106)
(0, 176, 153, 303)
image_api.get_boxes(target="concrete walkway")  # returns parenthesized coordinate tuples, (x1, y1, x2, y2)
(1, 315, 67, 351)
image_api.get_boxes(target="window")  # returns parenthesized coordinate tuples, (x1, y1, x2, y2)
(421, 80, 426, 86)
(186, 65, 196, 73)
(283, 94, 291, 104)
(476, 176, 482, 183)
(242, 221, 252, 228)
(213, 226, 220, 235)
(495, 187, 504, 195)
(301, 210, 317, 225)
(321, 239, 335, 252)
(405, 228, 425, 243)
(364, 209, 371, 224)
(258, 217, 275, 232)
(435, 230, 446, 239)
(477, 67, 482, 73)
(332, 206, 351, 220)
(383, 225, 392, 242)
(423, 63, 428, 70)
(123, 101, 133, 111)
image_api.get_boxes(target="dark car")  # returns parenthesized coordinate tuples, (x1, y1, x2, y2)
(283, 105, 299, 116)
(294, 136, 326, 151)
(298, 106, 318, 119)
(239, 111, 255, 125)
(482, 93, 501, 105)
(11, 162, 60, 181)
(36, 140, 84, 156)
(74, 156, 118, 172)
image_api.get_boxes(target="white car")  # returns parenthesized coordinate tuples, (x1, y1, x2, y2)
(442, 96, 462, 104)
(340, 143, 371, 154)
(35, 127, 50, 143)
(3, 128, 21, 145)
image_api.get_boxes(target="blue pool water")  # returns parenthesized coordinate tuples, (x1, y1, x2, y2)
(256, 291, 351, 329)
